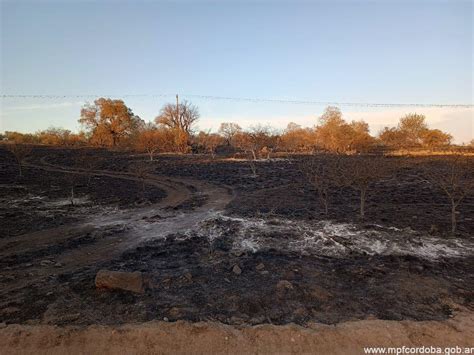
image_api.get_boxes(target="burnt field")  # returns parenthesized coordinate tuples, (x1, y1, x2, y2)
(0, 146, 473, 327)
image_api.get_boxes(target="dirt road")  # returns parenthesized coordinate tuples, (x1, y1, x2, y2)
(0, 157, 233, 295)
(1, 311, 473, 355)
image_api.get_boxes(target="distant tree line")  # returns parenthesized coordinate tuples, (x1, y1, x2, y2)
(1, 98, 471, 157)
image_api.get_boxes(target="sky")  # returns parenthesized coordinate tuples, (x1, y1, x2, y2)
(0, 0, 473, 143)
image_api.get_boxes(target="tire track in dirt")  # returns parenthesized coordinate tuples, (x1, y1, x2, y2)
(0, 156, 234, 295)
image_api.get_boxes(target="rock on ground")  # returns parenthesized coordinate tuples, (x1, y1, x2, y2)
(95, 270, 144, 294)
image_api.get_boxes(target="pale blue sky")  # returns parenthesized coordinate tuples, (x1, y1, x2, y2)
(1, 0, 473, 142)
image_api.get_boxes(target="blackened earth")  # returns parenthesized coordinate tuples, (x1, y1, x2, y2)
(0, 146, 472, 326)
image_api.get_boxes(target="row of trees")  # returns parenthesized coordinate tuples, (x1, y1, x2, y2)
(2, 99, 467, 157)
(300, 154, 473, 235)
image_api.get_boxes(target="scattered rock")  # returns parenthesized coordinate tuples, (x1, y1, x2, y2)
(276, 280, 293, 291)
(429, 224, 439, 235)
(249, 316, 266, 325)
(42, 308, 80, 325)
(229, 316, 247, 325)
(293, 307, 308, 318)
(40, 260, 54, 266)
(232, 250, 244, 257)
(256, 263, 265, 271)
(183, 272, 193, 281)
(413, 265, 424, 272)
(54, 263, 63, 268)
(232, 265, 242, 275)
(95, 270, 144, 293)
(168, 307, 182, 318)
(25, 319, 40, 325)
(309, 286, 332, 301)
(1, 307, 20, 315)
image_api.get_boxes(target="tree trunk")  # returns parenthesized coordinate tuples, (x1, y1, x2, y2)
(318, 189, 329, 215)
(451, 201, 457, 236)
(18, 162, 23, 177)
(252, 150, 257, 161)
(360, 189, 366, 219)
(70, 186, 75, 206)
(323, 199, 328, 215)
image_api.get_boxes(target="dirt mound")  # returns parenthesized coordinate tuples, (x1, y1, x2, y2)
(1, 312, 473, 355)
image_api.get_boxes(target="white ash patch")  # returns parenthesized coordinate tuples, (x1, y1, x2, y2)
(45, 196, 91, 207)
(194, 214, 473, 260)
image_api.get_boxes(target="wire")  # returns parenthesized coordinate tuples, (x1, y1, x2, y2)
(0, 94, 170, 99)
(183, 94, 473, 108)
(1, 94, 472, 108)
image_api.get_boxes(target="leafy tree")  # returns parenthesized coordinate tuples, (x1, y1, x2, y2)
(280, 123, 316, 153)
(379, 126, 407, 149)
(79, 98, 142, 147)
(379, 114, 453, 150)
(136, 127, 165, 161)
(235, 125, 273, 160)
(196, 131, 224, 158)
(315, 107, 375, 153)
(398, 113, 427, 146)
(421, 129, 452, 149)
(348, 120, 376, 153)
(4, 131, 38, 144)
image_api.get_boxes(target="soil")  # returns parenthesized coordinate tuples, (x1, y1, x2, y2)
(1, 312, 473, 355)
(0, 146, 472, 352)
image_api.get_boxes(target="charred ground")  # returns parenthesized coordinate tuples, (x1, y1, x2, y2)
(0, 146, 473, 327)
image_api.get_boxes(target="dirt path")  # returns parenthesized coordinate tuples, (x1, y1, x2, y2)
(1, 311, 472, 355)
(0, 157, 233, 295)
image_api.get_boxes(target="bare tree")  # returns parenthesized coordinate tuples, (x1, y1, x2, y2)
(76, 150, 102, 186)
(129, 162, 152, 194)
(155, 100, 199, 134)
(218, 122, 242, 146)
(65, 153, 97, 206)
(299, 155, 342, 215)
(6, 143, 32, 177)
(248, 159, 258, 178)
(338, 155, 394, 219)
(64, 172, 82, 206)
(422, 156, 474, 235)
